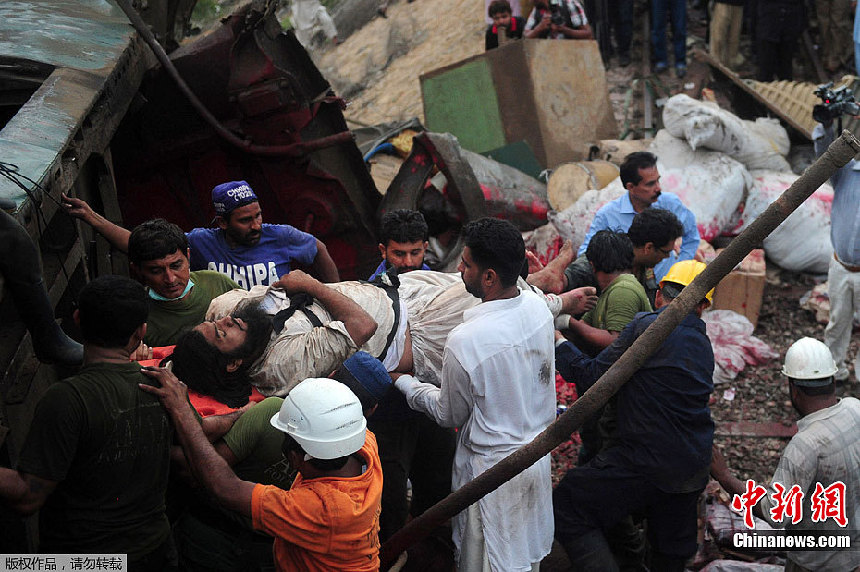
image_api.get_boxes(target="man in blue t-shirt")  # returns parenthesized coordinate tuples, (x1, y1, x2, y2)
(62, 180, 339, 289)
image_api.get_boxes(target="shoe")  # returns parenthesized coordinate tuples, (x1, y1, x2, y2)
(654, 61, 668, 73)
(619, 53, 631, 67)
(675, 63, 687, 78)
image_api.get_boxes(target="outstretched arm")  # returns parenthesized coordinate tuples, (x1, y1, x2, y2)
(310, 239, 340, 283)
(273, 270, 377, 347)
(140, 366, 255, 517)
(61, 194, 131, 253)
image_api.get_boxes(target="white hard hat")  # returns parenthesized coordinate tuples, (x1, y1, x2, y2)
(270, 378, 367, 459)
(781, 337, 838, 382)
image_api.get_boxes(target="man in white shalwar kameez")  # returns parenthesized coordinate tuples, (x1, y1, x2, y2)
(394, 218, 555, 571)
(290, 0, 338, 47)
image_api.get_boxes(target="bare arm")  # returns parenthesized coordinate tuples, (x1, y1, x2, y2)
(140, 367, 255, 517)
(273, 270, 377, 347)
(201, 404, 253, 443)
(61, 194, 131, 253)
(0, 469, 58, 516)
(566, 318, 619, 351)
(310, 239, 340, 283)
(556, 23, 593, 39)
(711, 445, 767, 520)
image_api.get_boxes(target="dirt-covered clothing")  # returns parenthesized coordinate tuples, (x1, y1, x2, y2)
(206, 271, 481, 396)
(395, 290, 556, 571)
(251, 432, 383, 571)
(757, 397, 860, 571)
(16, 362, 171, 560)
(146, 270, 239, 347)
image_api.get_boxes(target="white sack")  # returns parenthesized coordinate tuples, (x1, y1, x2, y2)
(663, 94, 792, 172)
(734, 170, 834, 273)
(650, 130, 750, 241)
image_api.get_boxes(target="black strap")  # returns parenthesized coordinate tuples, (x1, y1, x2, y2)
(272, 292, 323, 334)
(365, 269, 401, 362)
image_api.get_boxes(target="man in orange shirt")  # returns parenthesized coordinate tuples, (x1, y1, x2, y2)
(141, 371, 382, 571)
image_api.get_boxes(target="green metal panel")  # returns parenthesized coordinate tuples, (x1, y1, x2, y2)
(421, 59, 507, 154)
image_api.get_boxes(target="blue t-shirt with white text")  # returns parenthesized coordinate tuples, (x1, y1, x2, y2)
(187, 224, 317, 290)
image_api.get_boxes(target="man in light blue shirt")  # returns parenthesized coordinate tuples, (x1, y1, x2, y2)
(576, 151, 700, 282)
(814, 122, 860, 381)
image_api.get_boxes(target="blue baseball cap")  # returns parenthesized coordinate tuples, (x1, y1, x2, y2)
(332, 352, 392, 409)
(212, 181, 259, 216)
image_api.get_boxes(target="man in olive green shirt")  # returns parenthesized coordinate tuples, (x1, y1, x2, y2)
(562, 231, 651, 355)
(127, 219, 239, 346)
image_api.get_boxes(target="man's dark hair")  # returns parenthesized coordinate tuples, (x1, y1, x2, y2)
(379, 209, 428, 245)
(463, 217, 525, 288)
(168, 302, 272, 407)
(128, 218, 189, 265)
(627, 208, 683, 248)
(78, 276, 148, 348)
(788, 378, 836, 396)
(586, 230, 633, 274)
(281, 433, 350, 471)
(619, 151, 658, 188)
(488, 0, 512, 16)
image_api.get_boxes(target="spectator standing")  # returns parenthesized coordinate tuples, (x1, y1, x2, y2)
(525, 0, 594, 39)
(393, 218, 556, 571)
(486, 0, 527, 50)
(652, 0, 689, 76)
(816, 0, 853, 72)
(291, 0, 339, 47)
(486, 0, 522, 22)
(709, 0, 746, 67)
(711, 337, 860, 571)
(0, 276, 172, 569)
(755, 0, 806, 80)
(813, 121, 860, 381)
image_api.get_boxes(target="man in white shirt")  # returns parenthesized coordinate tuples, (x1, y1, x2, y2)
(711, 337, 860, 572)
(393, 218, 556, 572)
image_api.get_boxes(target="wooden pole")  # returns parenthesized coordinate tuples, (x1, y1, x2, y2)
(380, 130, 860, 567)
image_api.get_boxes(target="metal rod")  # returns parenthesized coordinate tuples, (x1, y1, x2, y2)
(380, 130, 860, 567)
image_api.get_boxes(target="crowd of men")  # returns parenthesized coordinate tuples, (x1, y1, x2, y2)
(484, 0, 859, 81)
(0, 143, 857, 572)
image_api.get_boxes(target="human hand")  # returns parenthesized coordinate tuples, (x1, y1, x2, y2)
(537, 12, 551, 30)
(130, 342, 153, 362)
(526, 251, 545, 274)
(561, 286, 598, 315)
(273, 269, 319, 295)
(139, 363, 190, 416)
(710, 445, 730, 480)
(61, 193, 96, 223)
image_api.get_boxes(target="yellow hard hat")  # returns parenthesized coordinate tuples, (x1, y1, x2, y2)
(658, 260, 714, 303)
